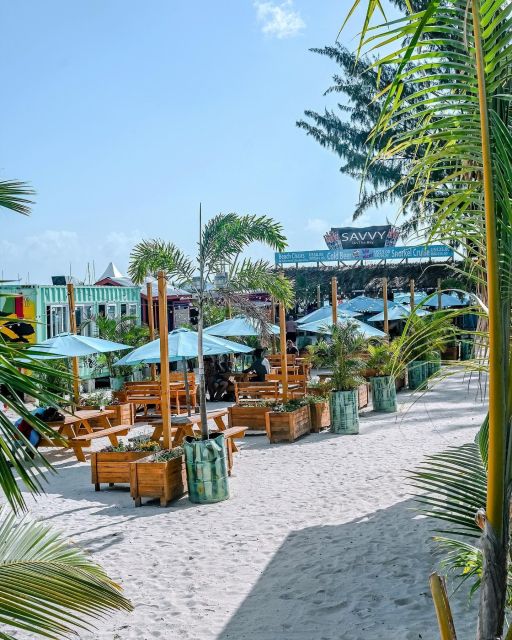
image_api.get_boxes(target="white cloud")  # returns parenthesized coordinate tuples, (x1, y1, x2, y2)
(254, 0, 305, 39)
(306, 217, 329, 234)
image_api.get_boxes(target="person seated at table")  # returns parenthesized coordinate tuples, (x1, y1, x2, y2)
(286, 339, 299, 356)
(14, 406, 63, 457)
(213, 355, 231, 401)
(243, 349, 271, 382)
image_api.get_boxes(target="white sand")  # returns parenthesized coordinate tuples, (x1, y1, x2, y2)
(14, 371, 486, 640)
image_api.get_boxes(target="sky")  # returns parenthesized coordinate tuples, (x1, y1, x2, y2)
(1, 0, 395, 284)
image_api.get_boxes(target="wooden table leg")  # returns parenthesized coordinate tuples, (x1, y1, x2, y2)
(226, 438, 233, 476)
(107, 434, 120, 447)
(213, 415, 227, 431)
(72, 445, 87, 463)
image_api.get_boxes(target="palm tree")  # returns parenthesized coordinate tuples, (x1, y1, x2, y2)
(128, 210, 293, 438)
(1, 179, 132, 635)
(344, 1, 512, 636)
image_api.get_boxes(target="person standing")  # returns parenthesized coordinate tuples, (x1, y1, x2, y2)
(285, 315, 297, 342)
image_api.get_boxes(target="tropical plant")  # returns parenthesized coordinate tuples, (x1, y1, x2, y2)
(0, 179, 133, 635)
(0, 509, 132, 639)
(90, 314, 150, 378)
(128, 210, 293, 438)
(366, 340, 401, 377)
(307, 323, 368, 391)
(344, 0, 512, 634)
(395, 312, 455, 364)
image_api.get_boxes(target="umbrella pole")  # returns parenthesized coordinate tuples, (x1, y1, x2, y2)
(158, 271, 172, 449)
(437, 278, 442, 311)
(66, 283, 81, 405)
(383, 278, 389, 335)
(146, 282, 157, 381)
(182, 357, 191, 417)
(331, 277, 338, 325)
(279, 301, 288, 401)
(410, 278, 415, 308)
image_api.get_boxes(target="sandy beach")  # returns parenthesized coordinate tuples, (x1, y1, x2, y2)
(13, 371, 486, 640)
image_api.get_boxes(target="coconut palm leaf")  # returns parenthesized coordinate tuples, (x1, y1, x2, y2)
(0, 180, 35, 216)
(0, 509, 132, 639)
(127, 239, 194, 286)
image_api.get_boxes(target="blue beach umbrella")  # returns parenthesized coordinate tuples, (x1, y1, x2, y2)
(28, 333, 131, 359)
(299, 317, 386, 339)
(116, 327, 253, 366)
(421, 293, 468, 309)
(204, 315, 279, 338)
(367, 304, 430, 323)
(339, 295, 396, 314)
(297, 305, 360, 325)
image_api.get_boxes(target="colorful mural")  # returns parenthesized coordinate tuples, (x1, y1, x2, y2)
(0, 294, 36, 343)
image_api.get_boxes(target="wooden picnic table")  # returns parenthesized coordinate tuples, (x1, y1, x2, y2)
(150, 409, 247, 475)
(42, 409, 133, 462)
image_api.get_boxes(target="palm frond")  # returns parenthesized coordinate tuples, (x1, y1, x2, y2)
(227, 259, 293, 306)
(128, 239, 194, 285)
(0, 180, 35, 216)
(0, 509, 132, 639)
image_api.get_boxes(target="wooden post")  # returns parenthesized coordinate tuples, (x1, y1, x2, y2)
(383, 278, 389, 335)
(409, 279, 415, 307)
(429, 573, 457, 639)
(437, 278, 442, 310)
(146, 282, 157, 381)
(66, 283, 80, 404)
(158, 271, 172, 449)
(279, 301, 288, 401)
(331, 277, 338, 325)
(317, 284, 321, 309)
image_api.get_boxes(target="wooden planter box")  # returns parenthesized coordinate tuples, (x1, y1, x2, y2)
(395, 374, 406, 391)
(228, 404, 270, 432)
(130, 456, 187, 507)
(91, 451, 151, 491)
(81, 403, 134, 430)
(266, 405, 311, 443)
(309, 401, 330, 432)
(358, 384, 369, 409)
(306, 385, 326, 397)
(442, 345, 459, 361)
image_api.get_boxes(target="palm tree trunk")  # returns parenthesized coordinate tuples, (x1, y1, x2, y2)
(472, 1, 509, 636)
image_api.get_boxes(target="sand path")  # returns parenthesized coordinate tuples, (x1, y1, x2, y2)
(15, 371, 486, 639)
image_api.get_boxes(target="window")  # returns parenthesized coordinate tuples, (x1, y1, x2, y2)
(107, 304, 117, 319)
(129, 303, 137, 318)
(120, 303, 127, 316)
(46, 305, 69, 338)
(76, 304, 93, 336)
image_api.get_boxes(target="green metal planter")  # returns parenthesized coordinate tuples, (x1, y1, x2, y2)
(460, 338, 474, 361)
(330, 390, 359, 435)
(370, 376, 397, 412)
(407, 361, 428, 390)
(184, 433, 229, 504)
(427, 354, 442, 377)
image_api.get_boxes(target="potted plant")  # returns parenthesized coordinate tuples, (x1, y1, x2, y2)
(130, 446, 186, 507)
(263, 398, 311, 443)
(366, 341, 400, 412)
(307, 323, 368, 435)
(305, 394, 330, 432)
(79, 390, 135, 427)
(91, 435, 161, 491)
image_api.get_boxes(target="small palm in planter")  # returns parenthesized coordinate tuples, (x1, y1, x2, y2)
(128, 212, 292, 503)
(366, 341, 400, 413)
(308, 323, 368, 435)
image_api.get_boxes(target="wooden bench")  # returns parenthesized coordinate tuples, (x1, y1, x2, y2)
(267, 354, 296, 367)
(124, 381, 193, 416)
(235, 381, 279, 403)
(68, 424, 135, 462)
(266, 373, 308, 398)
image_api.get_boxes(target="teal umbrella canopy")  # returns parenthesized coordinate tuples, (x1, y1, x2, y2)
(367, 304, 430, 322)
(204, 316, 279, 337)
(394, 292, 429, 306)
(297, 305, 360, 325)
(339, 295, 396, 314)
(421, 293, 468, 309)
(116, 328, 253, 366)
(299, 317, 386, 339)
(28, 333, 131, 360)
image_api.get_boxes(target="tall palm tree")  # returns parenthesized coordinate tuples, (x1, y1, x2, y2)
(1, 179, 132, 636)
(344, 1, 512, 636)
(128, 210, 293, 438)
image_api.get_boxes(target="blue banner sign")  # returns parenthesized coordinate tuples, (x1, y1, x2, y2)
(275, 244, 454, 265)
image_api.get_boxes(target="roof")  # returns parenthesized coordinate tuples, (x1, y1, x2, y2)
(97, 262, 124, 282)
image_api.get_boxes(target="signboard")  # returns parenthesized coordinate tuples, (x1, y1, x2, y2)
(324, 225, 399, 250)
(275, 244, 454, 265)
(173, 305, 190, 329)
